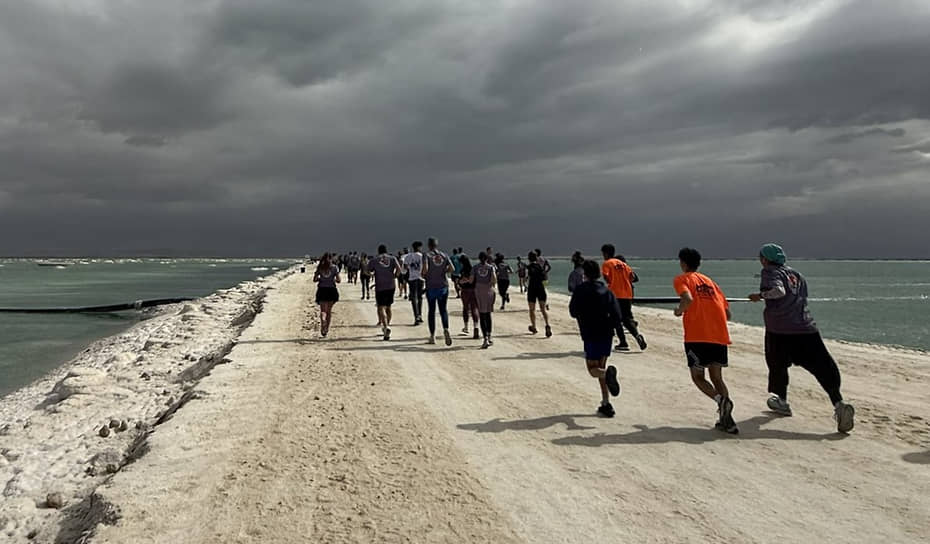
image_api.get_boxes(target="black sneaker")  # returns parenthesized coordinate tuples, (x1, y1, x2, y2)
(597, 402, 616, 418)
(528, 325, 538, 334)
(636, 334, 647, 351)
(717, 397, 739, 434)
(545, 325, 552, 338)
(615, 344, 631, 352)
(605, 365, 621, 397)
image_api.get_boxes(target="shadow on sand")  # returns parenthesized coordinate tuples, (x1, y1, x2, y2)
(458, 414, 598, 433)
(550, 415, 849, 447)
(902, 451, 930, 465)
(491, 351, 583, 361)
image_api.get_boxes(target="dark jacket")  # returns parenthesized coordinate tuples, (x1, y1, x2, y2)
(569, 280, 623, 342)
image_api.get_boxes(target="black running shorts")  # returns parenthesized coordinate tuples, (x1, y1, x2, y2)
(375, 289, 395, 307)
(685, 342, 729, 369)
(526, 286, 547, 304)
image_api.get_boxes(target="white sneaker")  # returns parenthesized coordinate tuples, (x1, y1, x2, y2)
(835, 401, 855, 433)
(767, 394, 792, 416)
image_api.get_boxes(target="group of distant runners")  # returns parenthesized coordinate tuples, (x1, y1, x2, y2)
(312, 241, 854, 435)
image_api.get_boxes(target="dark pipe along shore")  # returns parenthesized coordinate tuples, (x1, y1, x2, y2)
(0, 297, 750, 314)
(0, 297, 195, 314)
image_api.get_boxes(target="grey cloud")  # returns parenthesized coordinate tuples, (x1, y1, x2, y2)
(826, 127, 906, 144)
(0, 0, 929, 258)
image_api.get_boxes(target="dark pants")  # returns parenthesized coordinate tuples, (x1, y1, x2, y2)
(361, 276, 371, 298)
(427, 288, 450, 335)
(615, 299, 641, 347)
(497, 279, 510, 305)
(408, 279, 424, 320)
(765, 331, 843, 405)
(479, 312, 493, 337)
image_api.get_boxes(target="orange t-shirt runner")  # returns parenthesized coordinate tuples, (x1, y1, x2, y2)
(673, 272, 731, 345)
(602, 258, 634, 300)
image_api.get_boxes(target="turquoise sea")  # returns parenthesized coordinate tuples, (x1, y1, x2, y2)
(0, 259, 292, 397)
(544, 259, 929, 353)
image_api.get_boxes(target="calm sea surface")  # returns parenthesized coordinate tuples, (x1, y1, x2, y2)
(0, 259, 292, 397)
(542, 259, 929, 352)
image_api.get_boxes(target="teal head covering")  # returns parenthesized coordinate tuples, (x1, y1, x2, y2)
(759, 243, 786, 265)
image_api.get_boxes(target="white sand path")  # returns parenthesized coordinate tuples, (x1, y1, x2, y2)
(91, 273, 930, 543)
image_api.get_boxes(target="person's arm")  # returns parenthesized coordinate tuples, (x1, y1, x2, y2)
(312, 268, 321, 283)
(335, 268, 342, 284)
(569, 291, 579, 318)
(675, 290, 693, 317)
(445, 257, 453, 275)
(749, 269, 786, 302)
(607, 292, 622, 329)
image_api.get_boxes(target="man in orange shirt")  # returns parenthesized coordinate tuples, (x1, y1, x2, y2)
(673, 247, 737, 434)
(601, 244, 647, 352)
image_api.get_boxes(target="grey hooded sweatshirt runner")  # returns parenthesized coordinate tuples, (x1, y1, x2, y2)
(760, 264, 818, 334)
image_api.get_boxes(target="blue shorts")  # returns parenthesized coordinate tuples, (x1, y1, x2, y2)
(583, 339, 613, 360)
(426, 287, 449, 301)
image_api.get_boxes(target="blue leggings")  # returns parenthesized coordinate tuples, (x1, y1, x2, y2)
(427, 288, 450, 335)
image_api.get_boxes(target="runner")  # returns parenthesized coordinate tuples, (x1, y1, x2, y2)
(569, 260, 623, 417)
(601, 244, 647, 352)
(534, 248, 552, 310)
(458, 254, 480, 339)
(404, 241, 425, 325)
(567, 251, 585, 293)
(422, 238, 454, 346)
(450, 248, 463, 299)
(359, 252, 372, 300)
(372, 245, 401, 341)
(748, 243, 855, 433)
(526, 251, 552, 337)
(516, 256, 527, 293)
(312, 252, 341, 338)
(396, 251, 409, 301)
(473, 252, 498, 348)
(494, 254, 513, 310)
(673, 248, 738, 434)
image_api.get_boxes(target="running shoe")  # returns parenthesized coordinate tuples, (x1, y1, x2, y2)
(717, 397, 739, 434)
(636, 334, 647, 351)
(462, 326, 470, 335)
(597, 402, 616, 418)
(545, 325, 552, 338)
(426, 336, 436, 345)
(528, 325, 538, 334)
(487, 337, 493, 346)
(473, 328, 480, 339)
(383, 327, 391, 341)
(443, 329, 453, 346)
(605, 365, 621, 397)
(481, 338, 489, 349)
(835, 401, 855, 433)
(766, 394, 792, 416)
(615, 344, 631, 352)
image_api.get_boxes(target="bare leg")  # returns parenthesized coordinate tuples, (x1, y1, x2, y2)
(586, 358, 608, 403)
(528, 302, 537, 330)
(690, 367, 719, 400)
(708, 365, 730, 400)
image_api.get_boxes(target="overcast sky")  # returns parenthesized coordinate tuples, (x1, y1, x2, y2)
(1, 0, 929, 258)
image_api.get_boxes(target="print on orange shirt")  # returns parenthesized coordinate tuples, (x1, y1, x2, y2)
(602, 258, 634, 300)
(673, 272, 731, 345)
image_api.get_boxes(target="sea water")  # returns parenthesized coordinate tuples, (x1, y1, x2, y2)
(542, 259, 929, 352)
(0, 259, 293, 396)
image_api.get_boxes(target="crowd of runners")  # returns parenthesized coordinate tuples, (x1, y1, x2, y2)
(310, 241, 855, 435)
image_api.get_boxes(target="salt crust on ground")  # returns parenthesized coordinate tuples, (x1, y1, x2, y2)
(0, 269, 292, 543)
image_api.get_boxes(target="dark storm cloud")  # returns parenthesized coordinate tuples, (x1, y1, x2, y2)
(0, 0, 929, 258)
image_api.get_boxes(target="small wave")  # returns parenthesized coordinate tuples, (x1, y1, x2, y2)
(251, 267, 270, 271)
(810, 296, 929, 302)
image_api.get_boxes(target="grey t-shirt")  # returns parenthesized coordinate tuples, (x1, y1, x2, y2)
(403, 252, 424, 281)
(424, 250, 452, 290)
(760, 264, 818, 334)
(372, 254, 400, 292)
(567, 266, 584, 293)
(496, 263, 512, 281)
(473, 263, 495, 286)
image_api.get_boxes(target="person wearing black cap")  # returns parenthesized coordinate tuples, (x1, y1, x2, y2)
(749, 243, 855, 433)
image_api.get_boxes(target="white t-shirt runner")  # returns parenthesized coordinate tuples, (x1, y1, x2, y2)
(403, 252, 424, 282)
